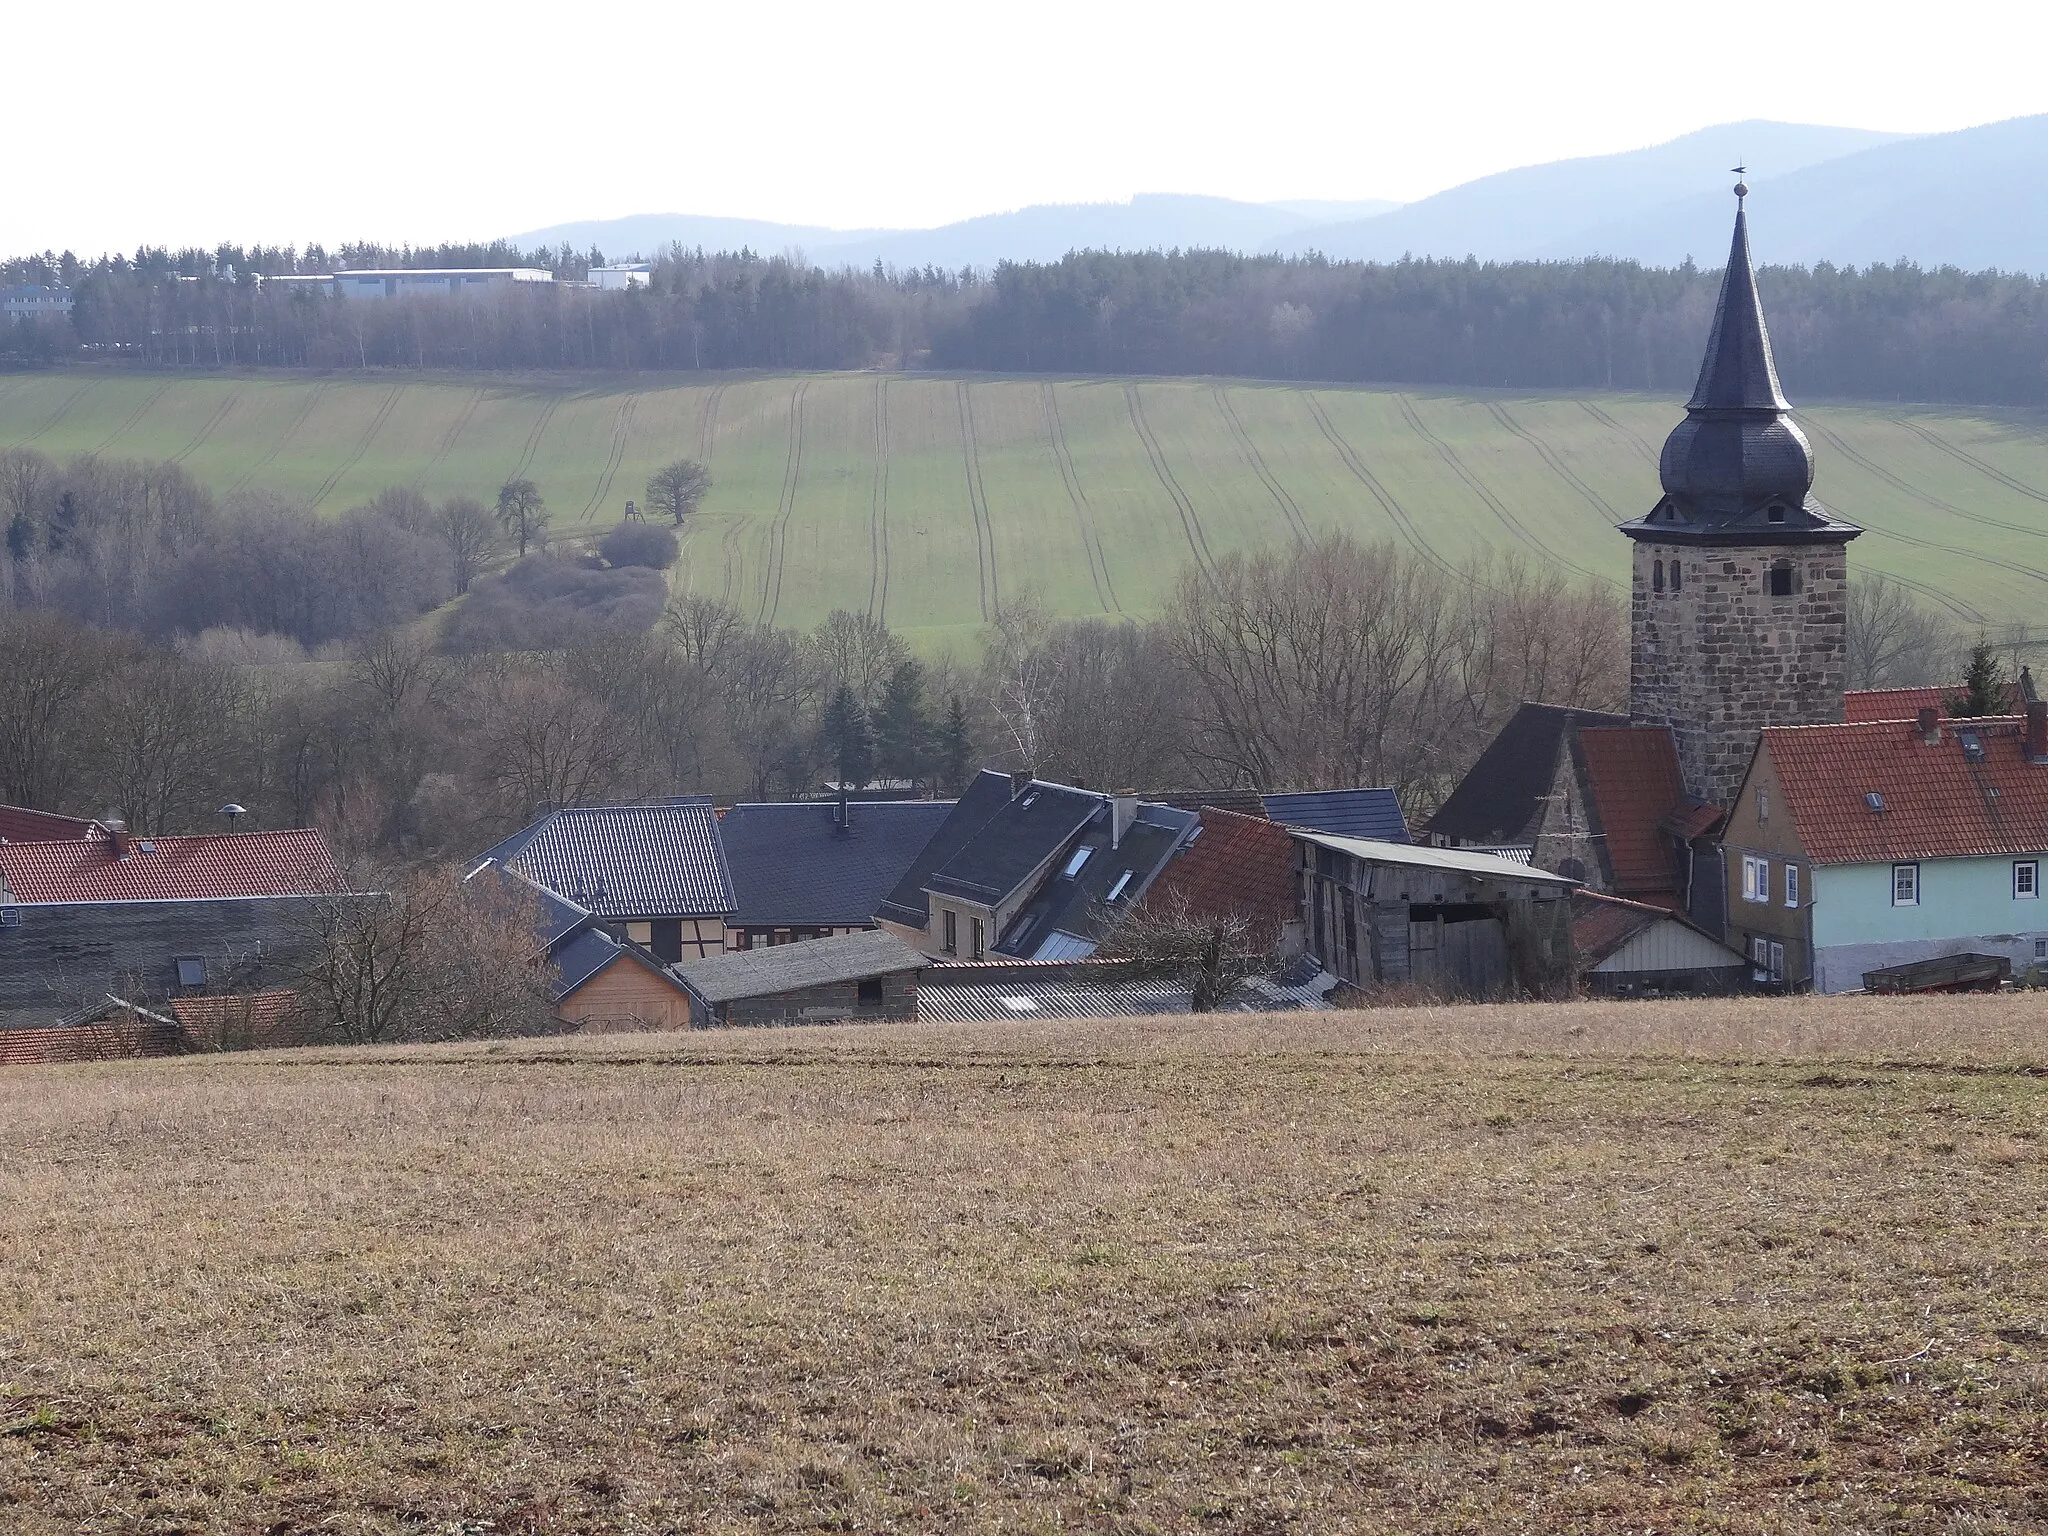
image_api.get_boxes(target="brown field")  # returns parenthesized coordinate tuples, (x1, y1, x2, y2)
(5, 997, 2048, 1533)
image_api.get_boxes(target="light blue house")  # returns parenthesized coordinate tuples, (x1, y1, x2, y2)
(1722, 711, 2048, 992)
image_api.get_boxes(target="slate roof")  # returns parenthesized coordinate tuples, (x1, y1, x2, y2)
(719, 800, 953, 928)
(926, 782, 1102, 907)
(1143, 807, 1300, 942)
(1577, 727, 1686, 898)
(0, 805, 94, 842)
(1264, 788, 1409, 842)
(1142, 788, 1270, 819)
(1763, 716, 2048, 864)
(0, 827, 340, 904)
(993, 802, 1198, 959)
(478, 799, 735, 919)
(675, 929, 926, 1004)
(876, 770, 1019, 927)
(1425, 703, 1628, 846)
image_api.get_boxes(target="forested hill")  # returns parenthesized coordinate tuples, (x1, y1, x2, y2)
(7, 246, 2048, 409)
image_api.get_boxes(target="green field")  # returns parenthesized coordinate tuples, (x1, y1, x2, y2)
(5, 370, 2048, 640)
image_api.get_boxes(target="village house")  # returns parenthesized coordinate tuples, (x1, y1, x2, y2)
(476, 798, 735, 962)
(1723, 706, 2048, 992)
(716, 797, 953, 950)
(1572, 889, 1749, 997)
(672, 929, 926, 1028)
(875, 772, 1197, 962)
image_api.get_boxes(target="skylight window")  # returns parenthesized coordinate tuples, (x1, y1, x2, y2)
(1062, 846, 1093, 878)
(1865, 792, 1886, 812)
(1106, 870, 1135, 902)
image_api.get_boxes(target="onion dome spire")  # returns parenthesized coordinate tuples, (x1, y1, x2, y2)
(1621, 184, 1860, 546)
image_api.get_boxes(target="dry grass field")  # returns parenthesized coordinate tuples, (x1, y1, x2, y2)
(5, 997, 2048, 1533)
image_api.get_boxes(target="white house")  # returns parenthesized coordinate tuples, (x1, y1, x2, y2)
(590, 264, 653, 291)
(333, 268, 554, 300)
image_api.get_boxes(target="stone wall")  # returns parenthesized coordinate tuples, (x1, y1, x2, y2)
(1629, 540, 1848, 809)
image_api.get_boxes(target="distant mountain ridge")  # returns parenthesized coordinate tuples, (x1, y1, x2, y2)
(512, 115, 2048, 275)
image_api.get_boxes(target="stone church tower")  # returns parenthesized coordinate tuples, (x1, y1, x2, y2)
(1621, 187, 1862, 810)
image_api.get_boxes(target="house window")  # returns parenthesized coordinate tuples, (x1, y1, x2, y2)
(2037, 938, 2047, 960)
(1757, 785, 1769, 822)
(174, 956, 207, 988)
(942, 909, 957, 955)
(1653, 558, 1665, 593)
(1749, 935, 1770, 978)
(1769, 941, 1785, 981)
(971, 916, 985, 960)
(856, 977, 883, 1004)
(1061, 845, 1093, 878)
(1785, 863, 1799, 908)
(1892, 863, 1920, 906)
(2017, 861, 2039, 900)
(1741, 854, 1769, 903)
(1767, 561, 1795, 597)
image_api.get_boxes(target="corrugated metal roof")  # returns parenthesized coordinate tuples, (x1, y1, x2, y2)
(0, 828, 340, 904)
(676, 930, 925, 1004)
(1264, 788, 1410, 843)
(1290, 830, 1576, 884)
(481, 799, 736, 919)
(917, 975, 1193, 1023)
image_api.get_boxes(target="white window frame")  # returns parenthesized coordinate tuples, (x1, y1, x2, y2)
(1741, 854, 1769, 904)
(1892, 863, 1920, 907)
(2016, 861, 2039, 900)
(1768, 941, 1785, 981)
(1061, 845, 1093, 879)
(1784, 863, 1799, 909)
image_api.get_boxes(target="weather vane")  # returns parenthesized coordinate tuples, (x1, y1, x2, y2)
(1731, 164, 1749, 204)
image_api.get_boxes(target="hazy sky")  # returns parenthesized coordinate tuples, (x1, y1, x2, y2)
(10, 0, 2047, 255)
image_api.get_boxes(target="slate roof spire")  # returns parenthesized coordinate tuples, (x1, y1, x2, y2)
(1620, 184, 1860, 545)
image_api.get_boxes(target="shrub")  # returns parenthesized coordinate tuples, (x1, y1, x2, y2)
(598, 521, 680, 570)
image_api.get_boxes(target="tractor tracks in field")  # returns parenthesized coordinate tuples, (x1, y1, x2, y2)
(868, 378, 892, 623)
(231, 381, 328, 494)
(1805, 418, 2048, 541)
(1302, 392, 1458, 579)
(170, 391, 242, 466)
(1397, 393, 1611, 586)
(1488, 401, 1621, 523)
(89, 381, 172, 456)
(581, 392, 640, 521)
(310, 383, 405, 510)
(1578, 399, 1660, 465)
(413, 387, 483, 490)
(10, 379, 96, 451)
(1125, 383, 1213, 578)
(1213, 385, 1312, 545)
(761, 381, 809, 625)
(956, 381, 1002, 621)
(1890, 416, 2048, 508)
(1042, 381, 1118, 612)
(509, 393, 562, 485)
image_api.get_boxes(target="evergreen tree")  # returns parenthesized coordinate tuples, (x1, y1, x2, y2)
(937, 693, 972, 793)
(820, 683, 873, 789)
(1953, 641, 2006, 717)
(871, 659, 931, 782)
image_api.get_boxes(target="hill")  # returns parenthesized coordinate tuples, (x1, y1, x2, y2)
(5, 370, 2048, 640)
(2, 998, 2044, 1530)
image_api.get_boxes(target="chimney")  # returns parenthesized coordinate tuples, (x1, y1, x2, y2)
(1111, 795, 1137, 850)
(835, 781, 852, 836)
(2028, 701, 2048, 763)
(1010, 770, 1034, 799)
(101, 819, 131, 859)
(1917, 706, 1940, 745)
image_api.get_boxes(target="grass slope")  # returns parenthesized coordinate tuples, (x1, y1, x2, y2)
(5, 370, 2048, 641)
(3, 999, 2047, 1531)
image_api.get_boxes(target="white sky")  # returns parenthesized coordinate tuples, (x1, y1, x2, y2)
(10, 0, 2047, 255)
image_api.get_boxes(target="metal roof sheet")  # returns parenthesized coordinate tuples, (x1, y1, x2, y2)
(1290, 830, 1577, 884)
(917, 975, 1193, 1023)
(675, 929, 926, 1004)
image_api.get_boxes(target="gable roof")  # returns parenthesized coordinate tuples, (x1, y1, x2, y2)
(1141, 788, 1270, 819)
(478, 799, 735, 919)
(675, 929, 926, 1004)
(993, 801, 1198, 959)
(1425, 703, 1629, 845)
(1576, 727, 1686, 897)
(1840, 684, 2032, 723)
(876, 770, 1019, 928)
(719, 800, 954, 928)
(1143, 807, 1299, 940)
(170, 990, 302, 1038)
(1263, 788, 1409, 843)
(926, 781, 1102, 908)
(0, 827, 340, 904)
(1762, 715, 2048, 864)
(0, 805, 94, 842)
(1291, 830, 1578, 885)
(1569, 889, 1737, 968)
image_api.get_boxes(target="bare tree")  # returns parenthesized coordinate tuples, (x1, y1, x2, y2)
(472, 667, 634, 818)
(645, 460, 712, 526)
(436, 496, 501, 594)
(1846, 573, 1962, 689)
(811, 608, 909, 709)
(1103, 891, 1276, 1012)
(83, 650, 245, 834)
(495, 478, 549, 557)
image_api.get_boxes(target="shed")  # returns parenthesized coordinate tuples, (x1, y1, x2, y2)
(1572, 890, 1749, 997)
(673, 929, 926, 1028)
(1292, 830, 1577, 999)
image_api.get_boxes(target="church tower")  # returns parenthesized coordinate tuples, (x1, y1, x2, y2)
(1621, 186, 1861, 810)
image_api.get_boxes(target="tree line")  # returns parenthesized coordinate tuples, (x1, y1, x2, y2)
(8, 242, 2048, 406)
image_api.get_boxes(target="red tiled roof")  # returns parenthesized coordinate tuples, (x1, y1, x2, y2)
(1842, 684, 2020, 723)
(1577, 727, 1686, 894)
(171, 991, 321, 1049)
(0, 827, 341, 904)
(0, 805, 94, 842)
(1765, 716, 2048, 864)
(1570, 889, 1722, 967)
(1143, 806, 1299, 941)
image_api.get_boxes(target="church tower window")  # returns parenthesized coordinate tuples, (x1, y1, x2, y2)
(1653, 558, 1664, 593)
